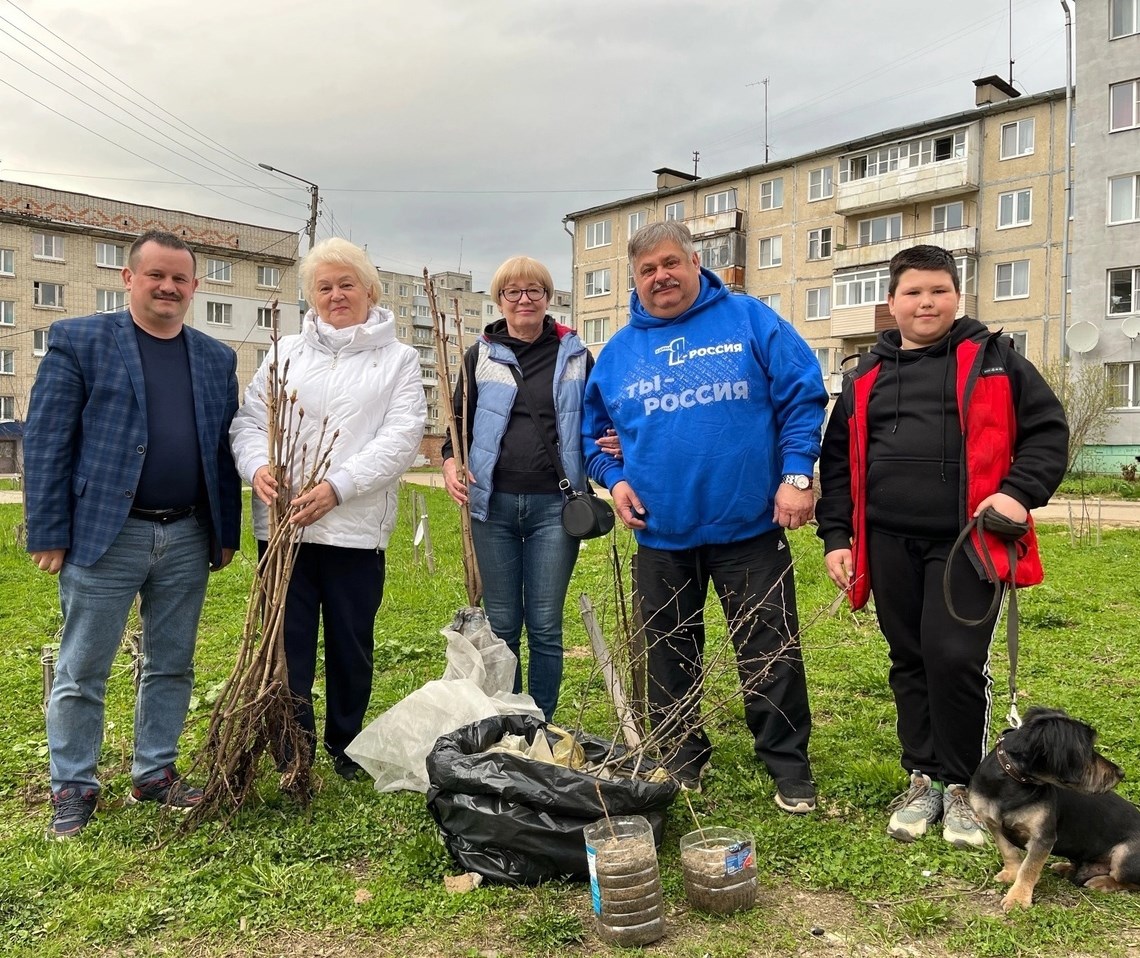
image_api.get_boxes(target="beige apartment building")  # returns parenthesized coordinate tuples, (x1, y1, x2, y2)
(0, 180, 299, 470)
(567, 81, 1068, 403)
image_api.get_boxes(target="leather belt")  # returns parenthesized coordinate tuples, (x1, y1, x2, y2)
(128, 505, 196, 523)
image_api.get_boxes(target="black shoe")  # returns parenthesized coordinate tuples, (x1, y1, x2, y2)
(333, 755, 365, 781)
(669, 757, 711, 793)
(127, 765, 203, 810)
(775, 778, 817, 814)
(46, 784, 98, 840)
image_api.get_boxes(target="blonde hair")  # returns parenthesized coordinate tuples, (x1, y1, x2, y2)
(299, 237, 380, 307)
(490, 256, 553, 301)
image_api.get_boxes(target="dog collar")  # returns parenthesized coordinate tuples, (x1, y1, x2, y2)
(995, 734, 1033, 784)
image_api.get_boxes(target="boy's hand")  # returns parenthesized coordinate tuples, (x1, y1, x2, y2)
(825, 548, 853, 590)
(974, 492, 1027, 525)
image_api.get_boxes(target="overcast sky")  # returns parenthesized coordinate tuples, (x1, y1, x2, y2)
(0, 0, 1070, 290)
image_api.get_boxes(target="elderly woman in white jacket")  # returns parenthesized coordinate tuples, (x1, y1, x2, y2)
(230, 237, 426, 781)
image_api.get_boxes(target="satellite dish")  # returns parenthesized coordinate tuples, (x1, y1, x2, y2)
(1121, 315, 1140, 340)
(1065, 322, 1100, 353)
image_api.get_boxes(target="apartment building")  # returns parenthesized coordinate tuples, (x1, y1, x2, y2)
(1072, 0, 1140, 464)
(0, 180, 299, 470)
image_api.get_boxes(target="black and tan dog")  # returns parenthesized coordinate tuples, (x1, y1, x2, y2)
(969, 706, 1140, 911)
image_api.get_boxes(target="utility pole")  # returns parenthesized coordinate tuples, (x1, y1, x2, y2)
(746, 77, 770, 163)
(259, 162, 320, 250)
(692, 150, 700, 177)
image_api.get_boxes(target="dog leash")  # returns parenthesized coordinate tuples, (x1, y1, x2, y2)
(943, 507, 1031, 729)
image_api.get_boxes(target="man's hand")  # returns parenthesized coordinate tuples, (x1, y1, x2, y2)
(974, 492, 1028, 525)
(290, 480, 338, 527)
(211, 548, 236, 572)
(442, 457, 474, 505)
(825, 548, 853, 590)
(773, 484, 814, 530)
(595, 428, 623, 460)
(31, 549, 66, 575)
(612, 480, 647, 530)
(252, 465, 280, 506)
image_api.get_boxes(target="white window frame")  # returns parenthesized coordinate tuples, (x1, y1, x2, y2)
(1109, 174, 1140, 224)
(206, 301, 233, 325)
(584, 220, 611, 249)
(857, 214, 903, 246)
(807, 227, 832, 261)
(33, 328, 48, 356)
(0, 349, 13, 375)
(628, 210, 647, 235)
(806, 286, 831, 320)
(257, 306, 275, 329)
(933, 202, 964, 232)
(704, 189, 736, 214)
(33, 233, 64, 261)
(205, 259, 232, 283)
(664, 201, 684, 221)
(1006, 331, 1028, 355)
(583, 317, 609, 344)
(585, 269, 611, 298)
(759, 178, 784, 211)
(957, 256, 978, 295)
(1107, 361, 1140, 409)
(0, 300, 12, 326)
(33, 281, 64, 309)
(995, 260, 1031, 300)
(998, 188, 1033, 229)
(255, 347, 270, 367)
(1000, 118, 1035, 159)
(95, 289, 126, 313)
(95, 242, 125, 269)
(1111, 0, 1139, 39)
(398, 284, 409, 297)
(0, 395, 12, 421)
(1111, 79, 1140, 132)
(1109, 267, 1140, 315)
(757, 293, 781, 313)
(808, 166, 833, 201)
(0, 248, 13, 276)
(257, 265, 281, 288)
(758, 236, 782, 268)
(842, 130, 967, 182)
(813, 346, 832, 380)
(835, 267, 891, 308)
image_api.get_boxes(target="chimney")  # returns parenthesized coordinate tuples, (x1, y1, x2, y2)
(973, 75, 1020, 106)
(653, 167, 699, 190)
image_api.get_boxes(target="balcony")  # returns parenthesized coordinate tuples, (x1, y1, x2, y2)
(711, 265, 746, 290)
(834, 227, 978, 270)
(829, 303, 885, 339)
(685, 208, 744, 237)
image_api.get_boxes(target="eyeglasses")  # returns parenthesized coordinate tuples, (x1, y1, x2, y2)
(500, 286, 547, 303)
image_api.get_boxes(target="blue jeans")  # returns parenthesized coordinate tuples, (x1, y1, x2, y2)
(470, 492, 579, 721)
(48, 515, 210, 791)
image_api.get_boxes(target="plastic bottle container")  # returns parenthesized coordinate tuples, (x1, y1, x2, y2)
(583, 815, 666, 946)
(679, 826, 757, 914)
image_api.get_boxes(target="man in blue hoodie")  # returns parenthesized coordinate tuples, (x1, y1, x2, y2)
(583, 221, 828, 813)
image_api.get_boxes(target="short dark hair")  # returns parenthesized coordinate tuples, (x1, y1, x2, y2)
(128, 230, 197, 273)
(888, 244, 960, 295)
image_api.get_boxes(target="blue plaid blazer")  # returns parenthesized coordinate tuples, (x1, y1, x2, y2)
(24, 310, 242, 568)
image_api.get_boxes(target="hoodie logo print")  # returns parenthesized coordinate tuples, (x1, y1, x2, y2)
(654, 336, 744, 367)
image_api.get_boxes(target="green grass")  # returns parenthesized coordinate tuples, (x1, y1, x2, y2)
(3, 485, 1140, 957)
(1056, 474, 1140, 499)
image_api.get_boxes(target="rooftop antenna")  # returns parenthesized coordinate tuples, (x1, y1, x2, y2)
(1009, 0, 1015, 86)
(746, 77, 770, 162)
(692, 150, 700, 177)
(458, 235, 463, 274)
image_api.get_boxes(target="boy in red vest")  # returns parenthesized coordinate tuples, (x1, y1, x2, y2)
(816, 245, 1068, 848)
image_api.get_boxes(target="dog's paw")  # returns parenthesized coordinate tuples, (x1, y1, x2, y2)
(995, 866, 1019, 884)
(1084, 875, 1129, 892)
(1001, 887, 1033, 912)
(1049, 862, 1073, 877)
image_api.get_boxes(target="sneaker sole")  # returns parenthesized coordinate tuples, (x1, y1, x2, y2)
(887, 820, 932, 842)
(775, 794, 816, 814)
(943, 828, 988, 849)
(125, 794, 200, 812)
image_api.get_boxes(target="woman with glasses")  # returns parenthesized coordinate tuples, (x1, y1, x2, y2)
(441, 256, 593, 721)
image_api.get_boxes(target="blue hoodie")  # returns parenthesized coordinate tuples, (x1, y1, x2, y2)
(582, 268, 827, 549)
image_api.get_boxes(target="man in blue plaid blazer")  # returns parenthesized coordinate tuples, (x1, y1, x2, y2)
(24, 229, 242, 840)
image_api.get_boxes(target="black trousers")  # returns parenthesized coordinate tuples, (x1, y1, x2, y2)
(259, 541, 385, 759)
(635, 529, 813, 782)
(868, 528, 1002, 786)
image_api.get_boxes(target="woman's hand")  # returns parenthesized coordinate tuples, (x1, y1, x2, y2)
(442, 458, 474, 505)
(252, 465, 280, 506)
(290, 480, 338, 527)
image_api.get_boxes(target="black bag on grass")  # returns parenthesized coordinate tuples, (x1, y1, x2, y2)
(426, 714, 677, 885)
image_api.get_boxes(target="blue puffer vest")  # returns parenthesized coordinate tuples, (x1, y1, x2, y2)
(467, 326, 589, 521)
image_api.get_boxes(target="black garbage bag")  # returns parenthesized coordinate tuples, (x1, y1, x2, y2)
(426, 714, 678, 885)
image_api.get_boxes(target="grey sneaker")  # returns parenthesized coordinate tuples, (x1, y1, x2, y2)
(942, 784, 988, 849)
(887, 771, 942, 842)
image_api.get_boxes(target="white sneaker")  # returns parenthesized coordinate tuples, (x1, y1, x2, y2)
(887, 771, 942, 842)
(942, 784, 988, 849)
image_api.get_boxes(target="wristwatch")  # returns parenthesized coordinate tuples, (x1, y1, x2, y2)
(781, 473, 812, 491)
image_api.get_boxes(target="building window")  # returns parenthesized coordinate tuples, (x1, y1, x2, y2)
(1109, 174, 1140, 223)
(999, 118, 1035, 159)
(933, 202, 964, 232)
(628, 210, 647, 235)
(399, 305, 408, 317)
(1110, 79, 1140, 132)
(857, 214, 903, 246)
(957, 256, 978, 295)
(995, 260, 1030, 300)
(94, 242, 125, 268)
(835, 267, 890, 307)
(585, 269, 611, 297)
(1111, 0, 1138, 38)
(257, 265, 281, 288)
(0, 350, 13, 374)
(842, 130, 966, 182)
(33, 233, 64, 261)
(382, 282, 391, 295)
(628, 264, 637, 290)
(0, 301, 12, 326)
(206, 301, 232, 325)
(1006, 331, 1028, 355)
(806, 287, 831, 319)
(0, 248, 13, 275)
(584, 220, 611, 249)
(758, 236, 782, 268)
(696, 233, 742, 270)
(704, 189, 736, 214)
(807, 227, 832, 261)
(664, 201, 684, 221)
(0, 396, 12, 420)
(759, 178, 783, 211)
(398, 284, 409, 297)
(485, 303, 495, 316)
(254, 348, 269, 367)
(1108, 361, 1140, 407)
(95, 289, 126, 313)
(813, 346, 832, 379)
(998, 188, 1032, 228)
(257, 306, 275, 328)
(1109, 267, 1140, 314)
(583, 317, 609, 344)
(33, 328, 48, 356)
(33, 281, 64, 308)
(206, 259, 231, 283)
(808, 166, 833, 201)
(757, 293, 781, 313)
